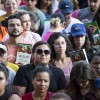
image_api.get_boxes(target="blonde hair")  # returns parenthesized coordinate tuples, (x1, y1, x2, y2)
(50, 17, 61, 27)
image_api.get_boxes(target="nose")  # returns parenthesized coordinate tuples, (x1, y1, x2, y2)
(41, 51, 45, 55)
(77, 37, 82, 41)
(41, 81, 45, 85)
(14, 25, 18, 29)
(26, 21, 29, 25)
(58, 43, 63, 48)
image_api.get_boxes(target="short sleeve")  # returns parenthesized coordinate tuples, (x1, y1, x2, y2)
(13, 67, 28, 87)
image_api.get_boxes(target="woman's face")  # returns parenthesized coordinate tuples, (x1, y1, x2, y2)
(73, 35, 85, 49)
(54, 36, 66, 55)
(4, 0, 18, 15)
(20, 14, 31, 31)
(91, 56, 100, 75)
(0, 71, 7, 93)
(32, 72, 50, 93)
(32, 44, 51, 66)
(25, 0, 37, 10)
(76, 78, 90, 88)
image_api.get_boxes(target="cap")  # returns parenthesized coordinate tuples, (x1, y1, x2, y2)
(95, 78, 100, 88)
(59, 0, 73, 14)
(71, 23, 86, 36)
(0, 10, 6, 17)
(0, 44, 7, 53)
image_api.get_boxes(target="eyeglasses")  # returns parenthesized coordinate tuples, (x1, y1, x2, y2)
(35, 49, 51, 55)
(54, 42, 66, 46)
(26, 0, 35, 2)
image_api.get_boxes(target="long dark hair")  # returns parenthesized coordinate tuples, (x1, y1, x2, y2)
(68, 34, 91, 51)
(47, 32, 73, 59)
(66, 61, 99, 98)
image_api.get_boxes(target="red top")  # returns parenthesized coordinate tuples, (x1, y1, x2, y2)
(22, 91, 54, 100)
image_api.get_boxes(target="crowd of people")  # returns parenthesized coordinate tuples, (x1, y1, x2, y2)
(0, 0, 100, 100)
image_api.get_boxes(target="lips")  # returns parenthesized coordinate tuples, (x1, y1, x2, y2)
(40, 58, 46, 60)
(59, 49, 64, 52)
(13, 30, 19, 34)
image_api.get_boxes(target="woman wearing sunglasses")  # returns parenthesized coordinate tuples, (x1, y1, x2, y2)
(13, 41, 66, 96)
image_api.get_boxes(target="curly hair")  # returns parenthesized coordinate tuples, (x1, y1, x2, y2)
(68, 34, 91, 51)
(47, 32, 73, 59)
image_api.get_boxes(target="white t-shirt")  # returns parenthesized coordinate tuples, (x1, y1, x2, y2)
(16, 31, 41, 45)
(65, 17, 83, 34)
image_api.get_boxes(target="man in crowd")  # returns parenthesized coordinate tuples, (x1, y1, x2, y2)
(77, 0, 100, 23)
(2, 14, 23, 63)
(13, 41, 66, 96)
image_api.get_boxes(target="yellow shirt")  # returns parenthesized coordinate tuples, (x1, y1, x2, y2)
(7, 62, 19, 72)
(0, 15, 6, 22)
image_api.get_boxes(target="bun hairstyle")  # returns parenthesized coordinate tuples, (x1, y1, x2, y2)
(50, 17, 61, 28)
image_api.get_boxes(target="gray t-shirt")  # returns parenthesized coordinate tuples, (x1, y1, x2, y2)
(77, 7, 95, 23)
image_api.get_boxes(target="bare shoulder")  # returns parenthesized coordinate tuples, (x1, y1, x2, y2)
(8, 94, 22, 100)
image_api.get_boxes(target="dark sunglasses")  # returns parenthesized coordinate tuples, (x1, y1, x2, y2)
(35, 49, 51, 55)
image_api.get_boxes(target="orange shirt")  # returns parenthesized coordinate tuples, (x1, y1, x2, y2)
(0, 26, 7, 41)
